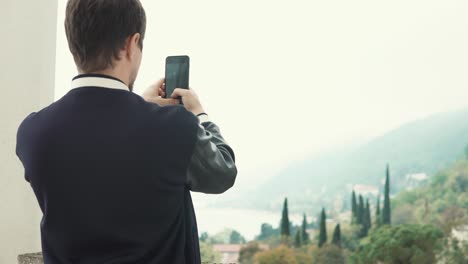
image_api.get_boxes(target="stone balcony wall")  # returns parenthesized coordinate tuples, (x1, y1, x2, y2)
(18, 253, 233, 264)
(17, 253, 43, 264)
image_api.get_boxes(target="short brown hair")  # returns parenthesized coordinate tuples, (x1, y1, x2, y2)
(65, 0, 146, 72)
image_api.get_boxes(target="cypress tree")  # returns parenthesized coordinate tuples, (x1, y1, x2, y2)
(382, 164, 391, 225)
(367, 199, 372, 228)
(294, 229, 302, 248)
(280, 198, 290, 237)
(351, 190, 357, 224)
(316, 212, 321, 229)
(331, 224, 341, 247)
(364, 199, 371, 236)
(357, 195, 364, 225)
(301, 213, 309, 245)
(357, 195, 366, 238)
(318, 208, 327, 247)
(375, 196, 382, 228)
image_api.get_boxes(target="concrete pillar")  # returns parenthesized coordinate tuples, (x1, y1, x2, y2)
(0, 1, 58, 263)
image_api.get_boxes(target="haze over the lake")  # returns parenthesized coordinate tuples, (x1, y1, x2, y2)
(54, 0, 468, 206)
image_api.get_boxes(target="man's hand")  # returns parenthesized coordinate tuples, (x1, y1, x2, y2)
(142, 78, 179, 106)
(171, 88, 205, 116)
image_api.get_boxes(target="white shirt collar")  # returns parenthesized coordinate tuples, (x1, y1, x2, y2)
(71, 75, 129, 91)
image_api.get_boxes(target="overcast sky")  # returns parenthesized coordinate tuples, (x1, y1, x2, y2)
(55, 0, 468, 201)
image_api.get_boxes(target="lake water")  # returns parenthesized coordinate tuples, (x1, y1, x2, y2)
(194, 206, 305, 241)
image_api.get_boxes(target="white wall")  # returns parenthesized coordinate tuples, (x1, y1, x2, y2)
(0, 1, 58, 263)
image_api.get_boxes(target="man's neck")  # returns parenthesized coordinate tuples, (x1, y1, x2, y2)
(80, 69, 130, 88)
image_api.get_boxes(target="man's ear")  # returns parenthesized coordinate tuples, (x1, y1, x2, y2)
(126, 33, 141, 60)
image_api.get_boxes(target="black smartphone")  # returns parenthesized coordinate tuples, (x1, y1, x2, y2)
(164, 55, 190, 99)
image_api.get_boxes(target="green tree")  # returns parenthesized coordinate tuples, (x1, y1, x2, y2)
(314, 244, 345, 264)
(439, 238, 468, 264)
(363, 198, 371, 235)
(318, 208, 327, 247)
(331, 224, 341, 247)
(255, 245, 297, 264)
(356, 195, 369, 238)
(375, 196, 382, 228)
(357, 194, 364, 225)
(211, 228, 240, 244)
(238, 241, 263, 264)
(199, 240, 221, 263)
(257, 223, 278, 241)
(230, 230, 246, 244)
(465, 144, 468, 159)
(295, 251, 314, 264)
(438, 206, 467, 235)
(199, 232, 209, 242)
(350, 224, 444, 264)
(382, 164, 391, 225)
(340, 224, 361, 251)
(281, 198, 291, 237)
(301, 213, 309, 245)
(351, 190, 357, 224)
(366, 199, 371, 228)
(294, 229, 302, 248)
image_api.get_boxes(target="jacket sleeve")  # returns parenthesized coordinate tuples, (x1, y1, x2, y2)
(16, 112, 36, 183)
(186, 115, 237, 194)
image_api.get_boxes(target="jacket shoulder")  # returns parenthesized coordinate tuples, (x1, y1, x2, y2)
(147, 104, 199, 129)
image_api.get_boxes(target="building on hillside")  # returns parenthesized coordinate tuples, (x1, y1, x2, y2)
(452, 225, 468, 242)
(437, 225, 468, 264)
(212, 243, 269, 263)
(405, 172, 428, 190)
(338, 210, 352, 223)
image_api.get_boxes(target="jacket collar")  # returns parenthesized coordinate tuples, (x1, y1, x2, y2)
(71, 74, 129, 91)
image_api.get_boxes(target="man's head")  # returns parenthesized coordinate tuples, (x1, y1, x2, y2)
(65, 0, 146, 90)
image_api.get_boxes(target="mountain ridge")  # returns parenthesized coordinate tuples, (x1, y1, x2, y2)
(223, 107, 468, 213)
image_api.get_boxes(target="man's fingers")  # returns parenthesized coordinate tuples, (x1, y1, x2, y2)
(158, 87, 165, 97)
(153, 97, 179, 106)
(171, 88, 189, 98)
(156, 78, 165, 88)
(149, 78, 165, 92)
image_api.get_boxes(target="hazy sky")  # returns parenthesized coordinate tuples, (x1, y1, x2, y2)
(55, 0, 468, 202)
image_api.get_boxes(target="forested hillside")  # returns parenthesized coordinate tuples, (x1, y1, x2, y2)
(247, 108, 468, 212)
(225, 158, 468, 263)
(392, 158, 468, 232)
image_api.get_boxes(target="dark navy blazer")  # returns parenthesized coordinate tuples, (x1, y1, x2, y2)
(16, 74, 237, 264)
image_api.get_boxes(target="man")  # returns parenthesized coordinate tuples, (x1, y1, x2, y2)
(15, 0, 237, 263)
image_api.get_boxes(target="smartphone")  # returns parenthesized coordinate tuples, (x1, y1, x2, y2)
(164, 55, 190, 99)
